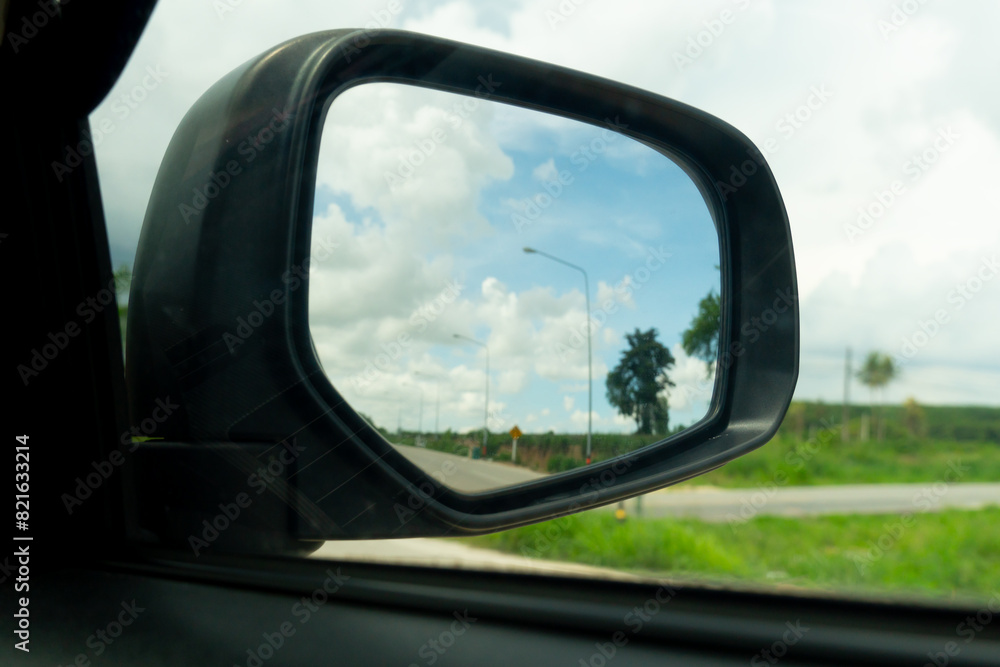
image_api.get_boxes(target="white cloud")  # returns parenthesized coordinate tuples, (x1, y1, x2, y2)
(92, 0, 1000, 435)
(531, 158, 559, 183)
(317, 83, 514, 249)
(570, 410, 599, 427)
(597, 278, 635, 310)
(666, 344, 715, 414)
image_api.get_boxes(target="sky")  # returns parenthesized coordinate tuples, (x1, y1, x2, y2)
(91, 0, 1000, 437)
(308, 83, 718, 435)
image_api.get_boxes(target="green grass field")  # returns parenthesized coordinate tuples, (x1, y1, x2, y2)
(690, 434, 1000, 488)
(398, 402, 1000, 485)
(469, 507, 1000, 602)
(459, 402, 1000, 602)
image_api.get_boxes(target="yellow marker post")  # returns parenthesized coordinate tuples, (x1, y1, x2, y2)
(508, 425, 522, 463)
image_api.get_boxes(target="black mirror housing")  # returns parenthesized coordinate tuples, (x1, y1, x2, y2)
(126, 29, 797, 549)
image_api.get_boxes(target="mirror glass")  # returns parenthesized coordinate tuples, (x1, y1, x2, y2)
(309, 83, 720, 493)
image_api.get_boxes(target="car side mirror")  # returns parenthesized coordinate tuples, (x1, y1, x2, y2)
(125, 29, 797, 552)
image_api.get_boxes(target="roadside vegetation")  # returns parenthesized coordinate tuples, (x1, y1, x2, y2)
(458, 398, 1000, 602)
(696, 400, 1000, 487)
(392, 400, 1000, 484)
(693, 432, 1000, 487)
(468, 507, 1000, 602)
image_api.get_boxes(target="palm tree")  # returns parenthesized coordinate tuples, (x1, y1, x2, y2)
(856, 352, 898, 441)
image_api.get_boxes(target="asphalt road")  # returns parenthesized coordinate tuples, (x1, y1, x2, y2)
(314, 452, 1000, 571)
(311, 484, 1000, 573)
(393, 444, 544, 492)
(394, 446, 1000, 520)
(630, 482, 1000, 522)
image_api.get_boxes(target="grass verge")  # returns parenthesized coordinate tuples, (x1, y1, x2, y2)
(467, 507, 1000, 602)
(690, 436, 1000, 487)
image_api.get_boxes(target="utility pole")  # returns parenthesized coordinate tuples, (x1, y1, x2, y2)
(453, 333, 490, 457)
(417, 389, 423, 437)
(414, 371, 439, 438)
(523, 247, 592, 463)
(842, 346, 851, 442)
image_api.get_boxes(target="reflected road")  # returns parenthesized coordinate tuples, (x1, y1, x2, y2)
(394, 444, 544, 492)
(393, 445, 1000, 521)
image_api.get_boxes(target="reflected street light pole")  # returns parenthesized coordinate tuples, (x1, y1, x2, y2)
(523, 247, 592, 463)
(412, 371, 429, 438)
(413, 371, 441, 438)
(399, 377, 422, 443)
(453, 333, 490, 457)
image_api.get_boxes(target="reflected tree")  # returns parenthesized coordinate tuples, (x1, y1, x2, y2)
(606, 328, 675, 435)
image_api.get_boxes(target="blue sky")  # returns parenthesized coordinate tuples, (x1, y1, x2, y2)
(309, 85, 719, 435)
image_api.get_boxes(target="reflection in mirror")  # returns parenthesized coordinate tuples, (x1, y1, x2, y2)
(308, 83, 720, 493)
